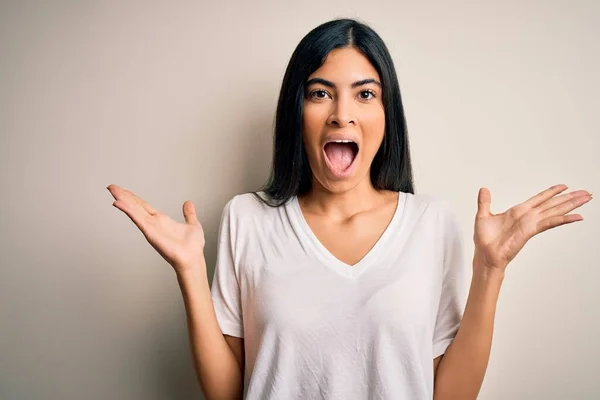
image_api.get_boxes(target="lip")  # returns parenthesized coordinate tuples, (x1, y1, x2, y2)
(322, 132, 360, 148)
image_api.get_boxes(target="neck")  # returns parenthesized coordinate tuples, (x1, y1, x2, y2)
(299, 175, 395, 221)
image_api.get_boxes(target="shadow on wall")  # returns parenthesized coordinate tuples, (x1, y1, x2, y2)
(149, 106, 274, 400)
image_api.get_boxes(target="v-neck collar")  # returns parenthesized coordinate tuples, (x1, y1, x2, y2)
(287, 192, 407, 279)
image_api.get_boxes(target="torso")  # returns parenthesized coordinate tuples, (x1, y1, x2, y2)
(210, 190, 469, 399)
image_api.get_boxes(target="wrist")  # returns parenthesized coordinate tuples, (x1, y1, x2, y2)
(473, 262, 505, 285)
(175, 259, 207, 279)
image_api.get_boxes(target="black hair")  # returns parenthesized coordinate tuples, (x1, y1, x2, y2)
(257, 18, 415, 206)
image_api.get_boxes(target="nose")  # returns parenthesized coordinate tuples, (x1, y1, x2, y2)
(326, 96, 355, 127)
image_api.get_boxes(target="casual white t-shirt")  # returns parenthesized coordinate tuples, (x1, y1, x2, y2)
(210, 190, 470, 400)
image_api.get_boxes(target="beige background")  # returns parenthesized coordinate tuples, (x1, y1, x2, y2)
(1, 1, 598, 399)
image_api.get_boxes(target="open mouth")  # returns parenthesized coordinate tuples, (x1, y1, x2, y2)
(323, 140, 359, 173)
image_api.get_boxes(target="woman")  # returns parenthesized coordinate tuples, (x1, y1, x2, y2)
(106, 18, 592, 400)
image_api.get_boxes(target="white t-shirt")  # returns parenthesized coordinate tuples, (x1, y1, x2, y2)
(210, 191, 470, 399)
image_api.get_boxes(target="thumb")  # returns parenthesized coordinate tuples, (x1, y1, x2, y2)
(477, 187, 492, 218)
(182, 200, 199, 224)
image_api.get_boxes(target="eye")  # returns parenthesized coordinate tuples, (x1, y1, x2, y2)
(308, 89, 330, 100)
(358, 89, 376, 100)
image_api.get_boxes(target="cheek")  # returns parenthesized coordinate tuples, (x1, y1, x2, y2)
(361, 108, 386, 151)
(302, 104, 327, 151)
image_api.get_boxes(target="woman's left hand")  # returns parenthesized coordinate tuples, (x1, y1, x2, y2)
(473, 184, 592, 273)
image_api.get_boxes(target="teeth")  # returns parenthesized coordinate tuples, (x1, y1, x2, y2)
(331, 139, 354, 143)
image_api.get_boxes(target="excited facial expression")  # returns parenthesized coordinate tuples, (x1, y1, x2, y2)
(302, 47, 385, 194)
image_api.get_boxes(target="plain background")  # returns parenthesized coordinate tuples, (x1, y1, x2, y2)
(1, 1, 598, 399)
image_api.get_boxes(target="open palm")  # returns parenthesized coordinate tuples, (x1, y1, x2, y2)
(473, 184, 592, 271)
(107, 184, 205, 272)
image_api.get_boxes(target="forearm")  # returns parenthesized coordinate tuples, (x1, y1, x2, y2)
(176, 260, 244, 400)
(434, 264, 505, 400)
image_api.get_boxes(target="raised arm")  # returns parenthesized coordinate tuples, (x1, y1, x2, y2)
(107, 184, 243, 399)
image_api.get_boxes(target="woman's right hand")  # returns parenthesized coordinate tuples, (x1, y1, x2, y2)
(107, 184, 205, 275)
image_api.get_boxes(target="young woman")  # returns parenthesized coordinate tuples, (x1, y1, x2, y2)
(107, 18, 592, 400)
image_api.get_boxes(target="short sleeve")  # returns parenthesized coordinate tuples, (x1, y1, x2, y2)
(210, 198, 244, 338)
(432, 205, 470, 358)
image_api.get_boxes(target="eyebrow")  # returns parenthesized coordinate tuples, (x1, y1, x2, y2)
(305, 77, 382, 89)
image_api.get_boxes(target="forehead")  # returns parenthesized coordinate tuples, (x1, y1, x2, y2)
(307, 47, 380, 83)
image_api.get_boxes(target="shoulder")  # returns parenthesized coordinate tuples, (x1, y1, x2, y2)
(224, 191, 278, 213)
(403, 192, 463, 238)
(219, 192, 290, 248)
(403, 191, 455, 218)
(221, 191, 287, 224)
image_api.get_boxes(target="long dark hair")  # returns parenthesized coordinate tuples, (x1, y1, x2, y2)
(258, 18, 415, 206)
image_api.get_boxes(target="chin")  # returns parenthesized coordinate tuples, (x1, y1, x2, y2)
(315, 165, 371, 195)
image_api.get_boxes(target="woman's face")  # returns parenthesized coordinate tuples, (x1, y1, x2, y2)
(302, 47, 385, 194)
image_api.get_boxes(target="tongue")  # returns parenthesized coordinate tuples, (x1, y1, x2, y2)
(324, 143, 355, 171)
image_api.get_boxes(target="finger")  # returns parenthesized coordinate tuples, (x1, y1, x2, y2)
(523, 184, 568, 209)
(537, 190, 590, 213)
(121, 187, 158, 215)
(182, 200, 199, 224)
(108, 185, 152, 230)
(476, 187, 492, 218)
(537, 213, 583, 234)
(540, 193, 592, 219)
(108, 185, 157, 215)
(112, 199, 149, 232)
